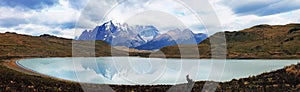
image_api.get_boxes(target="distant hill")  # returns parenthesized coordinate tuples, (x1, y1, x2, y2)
(0, 32, 127, 58)
(159, 23, 300, 59)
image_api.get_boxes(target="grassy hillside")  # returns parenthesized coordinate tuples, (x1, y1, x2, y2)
(216, 62, 300, 91)
(0, 33, 72, 57)
(159, 23, 300, 59)
(0, 32, 127, 58)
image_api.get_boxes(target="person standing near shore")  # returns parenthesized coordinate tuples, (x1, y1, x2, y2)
(184, 74, 194, 92)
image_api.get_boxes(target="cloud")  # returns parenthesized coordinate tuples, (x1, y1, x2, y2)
(0, 0, 59, 10)
(0, 4, 78, 29)
(102, 0, 211, 33)
(0, 23, 75, 38)
(125, 10, 188, 32)
(76, 0, 118, 29)
(210, 0, 300, 31)
(1, 0, 300, 39)
(222, 0, 300, 16)
(0, 0, 81, 38)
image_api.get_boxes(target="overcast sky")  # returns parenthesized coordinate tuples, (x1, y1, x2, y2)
(0, 0, 300, 38)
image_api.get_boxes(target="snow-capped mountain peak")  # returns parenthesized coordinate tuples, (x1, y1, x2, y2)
(78, 21, 160, 48)
(77, 21, 207, 50)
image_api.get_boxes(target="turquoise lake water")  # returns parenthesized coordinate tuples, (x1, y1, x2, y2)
(17, 57, 299, 85)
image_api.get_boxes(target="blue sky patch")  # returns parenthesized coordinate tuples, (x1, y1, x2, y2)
(59, 22, 76, 29)
(0, 18, 28, 27)
(223, 0, 300, 16)
(0, 0, 59, 10)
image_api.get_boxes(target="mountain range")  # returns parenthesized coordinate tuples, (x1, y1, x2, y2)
(77, 21, 207, 50)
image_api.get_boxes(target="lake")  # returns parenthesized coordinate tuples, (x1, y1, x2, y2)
(17, 57, 299, 85)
